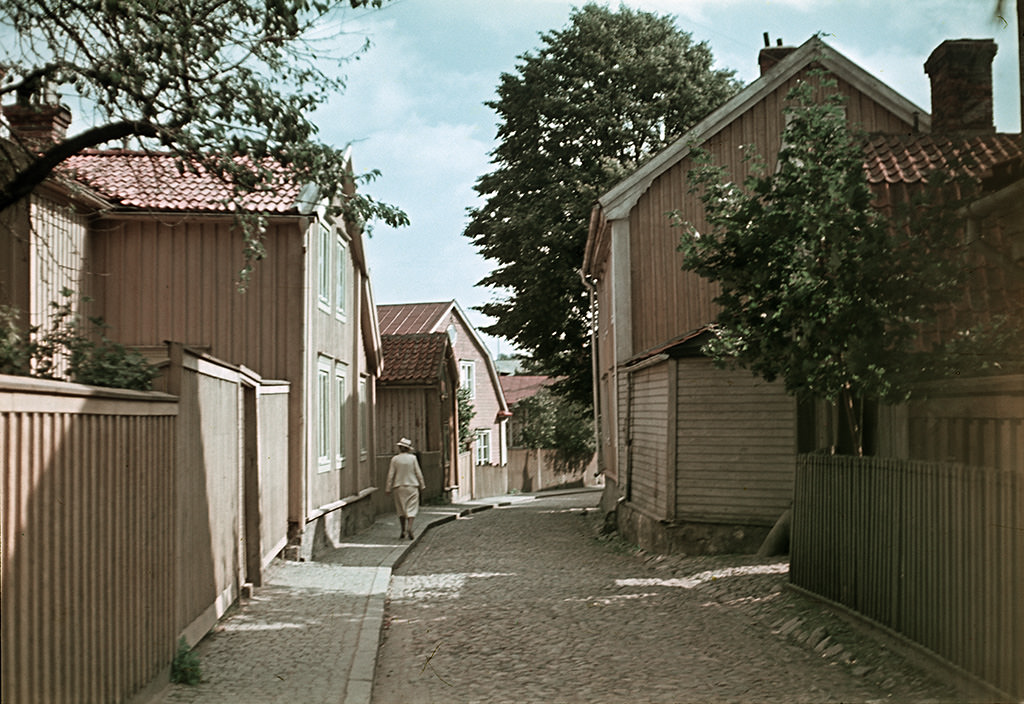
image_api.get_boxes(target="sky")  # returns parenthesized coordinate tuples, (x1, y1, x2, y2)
(316, 0, 1021, 359)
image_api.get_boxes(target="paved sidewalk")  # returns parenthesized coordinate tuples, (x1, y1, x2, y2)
(153, 490, 592, 704)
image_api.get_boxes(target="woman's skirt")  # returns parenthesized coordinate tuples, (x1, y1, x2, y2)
(393, 485, 420, 518)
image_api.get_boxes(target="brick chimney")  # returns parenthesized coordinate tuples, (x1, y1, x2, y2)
(924, 39, 997, 135)
(759, 33, 796, 75)
(2, 83, 72, 146)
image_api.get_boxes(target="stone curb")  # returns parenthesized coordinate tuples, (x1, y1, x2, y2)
(344, 503, 495, 704)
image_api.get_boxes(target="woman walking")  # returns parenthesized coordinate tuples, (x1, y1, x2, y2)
(385, 437, 426, 539)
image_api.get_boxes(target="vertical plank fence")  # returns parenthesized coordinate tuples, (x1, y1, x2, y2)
(1, 375, 177, 704)
(792, 454, 1023, 699)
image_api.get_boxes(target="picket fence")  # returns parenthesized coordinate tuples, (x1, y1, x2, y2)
(791, 454, 1023, 699)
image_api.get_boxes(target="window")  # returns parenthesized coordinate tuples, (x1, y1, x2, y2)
(474, 429, 491, 465)
(335, 236, 347, 319)
(460, 360, 475, 399)
(317, 223, 331, 310)
(316, 358, 331, 470)
(335, 366, 347, 468)
(358, 376, 368, 459)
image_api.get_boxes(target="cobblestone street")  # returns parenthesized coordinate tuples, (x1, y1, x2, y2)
(373, 493, 961, 704)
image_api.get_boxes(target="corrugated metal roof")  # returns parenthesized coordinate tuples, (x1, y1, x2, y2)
(377, 302, 453, 335)
(62, 149, 301, 213)
(380, 333, 449, 384)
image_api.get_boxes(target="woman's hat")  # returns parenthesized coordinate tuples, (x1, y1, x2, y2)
(396, 437, 414, 450)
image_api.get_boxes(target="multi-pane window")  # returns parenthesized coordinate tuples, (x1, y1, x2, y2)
(474, 429, 491, 465)
(460, 360, 475, 399)
(317, 223, 331, 310)
(335, 236, 347, 319)
(317, 357, 331, 470)
(335, 367, 347, 468)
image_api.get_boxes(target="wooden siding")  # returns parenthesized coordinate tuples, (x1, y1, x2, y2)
(675, 359, 796, 525)
(87, 218, 303, 380)
(792, 455, 1023, 699)
(446, 311, 507, 465)
(87, 216, 304, 521)
(376, 387, 443, 453)
(629, 71, 916, 354)
(625, 361, 670, 519)
(28, 194, 88, 329)
(1, 376, 177, 704)
(906, 375, 1023, 471)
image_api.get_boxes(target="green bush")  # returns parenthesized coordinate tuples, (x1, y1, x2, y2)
(0, 289, 155, 391)
(170, 637, 201, 685)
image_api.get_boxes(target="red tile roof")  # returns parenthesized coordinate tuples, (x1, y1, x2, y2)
(498, 375, 553, 405)
(62, 150, 301, 213)
(380, 333, 450, 384)
(377, 302, 453, 335)
(863, 133, 1024, 185)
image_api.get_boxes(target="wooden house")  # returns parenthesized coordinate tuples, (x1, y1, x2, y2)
(582, 35, 1022, 555)
(1, 132, 385, 559)
(376, 332, 459, 504)
(378, 301, 510, 500)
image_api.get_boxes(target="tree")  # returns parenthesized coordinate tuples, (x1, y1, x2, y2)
(0, 0, 407, 278)
(675, 75, 996, 453)
(464, 3, 739, 404)
(456, 385, 476, 453)
(511, 386, 594, 473)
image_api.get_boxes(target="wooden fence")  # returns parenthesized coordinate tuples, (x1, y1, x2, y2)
(155, 345, 291, 647)
(505, 448, 599, 493)
(1, 345, 291, 703)
(792, 454, 1023, 699)
(1, 375, 178, 704)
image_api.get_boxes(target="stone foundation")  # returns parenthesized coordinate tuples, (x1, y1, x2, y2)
(616, 500, 770, 556)
(292, 492, 378, 561)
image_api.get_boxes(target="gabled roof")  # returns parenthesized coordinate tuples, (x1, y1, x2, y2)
(62, 149, 301, 213)
(377, 300, 509, 413)
(596, 35, 930, 222)
(498, 375, 553, 405)
(380, 333, 453, 384)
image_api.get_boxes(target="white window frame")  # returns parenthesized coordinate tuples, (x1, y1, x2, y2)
(358, 376, 369, 460)
(317, 223, 331, 311)
(335, 365, 347, 469)
(460, 360, 476, 399)
(335, 235, 347, 321)
(474, 429, 491, 466)
(316, 357, 332, 471)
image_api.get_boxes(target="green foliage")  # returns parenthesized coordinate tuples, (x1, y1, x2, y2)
(170, 637, 201, 686)
(0, 305, 32, 374)
(0, 0, 407, 281)
(0, 290, 156, 390)
(511, 386, 594, 472)
(456, 385, 476, 453)
(675, 73, 1011, 449)
(464, 3, 740, 405)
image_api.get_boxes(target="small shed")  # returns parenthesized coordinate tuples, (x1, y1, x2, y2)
(376, 333, 459, 504)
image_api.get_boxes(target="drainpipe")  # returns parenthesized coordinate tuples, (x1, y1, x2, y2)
(579, 268, 602, 478)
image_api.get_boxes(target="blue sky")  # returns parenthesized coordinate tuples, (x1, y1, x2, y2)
(319, 0, 1021, 358)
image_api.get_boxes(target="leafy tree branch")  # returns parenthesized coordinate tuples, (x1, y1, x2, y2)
(0, 0, 407, 272)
